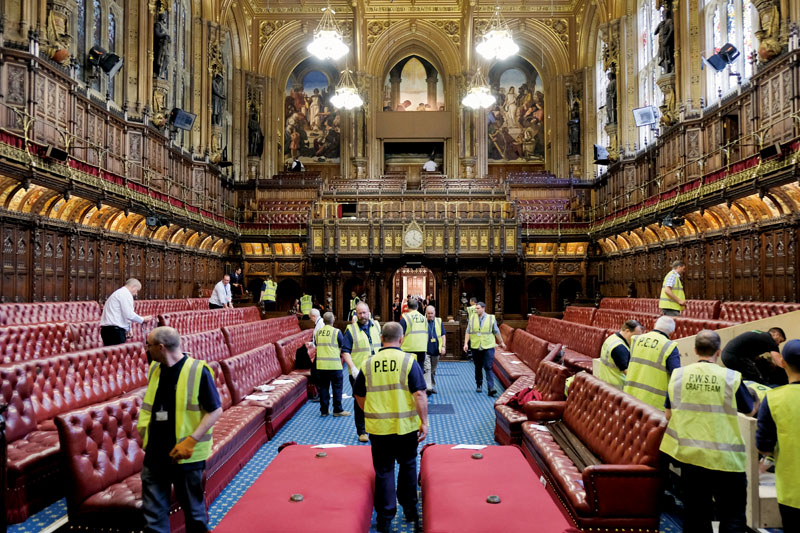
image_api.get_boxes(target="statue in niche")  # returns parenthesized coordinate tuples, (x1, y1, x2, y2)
(247, 104, 264, 157)
(568, 99, 581, 155)
(153, 12, 171, 79)
(756, 0, 782, 61)
(605, 71, 617, 124)
(654, 2, 675, 73)
(211, 73, 226, 126)
(46, 9, 71, 64)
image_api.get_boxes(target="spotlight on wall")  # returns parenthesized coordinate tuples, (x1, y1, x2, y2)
(704, 43, 739, 72)
(45, 145, 69, 162)
(593, 144, 611, 165)
(169, 108, 197, 131)
(662, 213, 685, 228)
(87, 46, 123, 77)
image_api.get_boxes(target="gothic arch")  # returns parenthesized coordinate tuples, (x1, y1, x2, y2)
(365, 19, 460, 80)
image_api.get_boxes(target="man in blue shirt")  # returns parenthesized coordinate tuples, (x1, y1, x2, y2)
(424, 305, 446, 394)
(341, 302, 381, 442)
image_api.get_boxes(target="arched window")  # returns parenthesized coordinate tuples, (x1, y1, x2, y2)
(171, 0, 192, 147)
(595, 36, 609, 153)
(638, 0, 662, 148)
(704, 0, 756, 105)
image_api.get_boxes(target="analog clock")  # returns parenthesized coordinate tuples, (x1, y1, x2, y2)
(404, 228, 423, 248)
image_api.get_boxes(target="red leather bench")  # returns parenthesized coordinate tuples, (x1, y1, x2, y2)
(67, 321, 103, 352)
(683, 299, 721, 319)
(186, 297, 210, 310)
(420, 444, 571, 532)
(127, 317, 158, 344)
(562, 306, 596, 326)
(213, 444, 375, 533)
(0, 322, 72, 364)
(520, 372, 667, 530)
(220, 343, 308, 438)
(181, 329, 232, 362)
(222, 315, 301, 356)
(0, 301, 102, 326)
(672, 317, 737, 339)
(591, 309, 657, 331)
(493, 329, 561, 388)
(598, 298, 660, 315)
(2, 344, 147, 523)
(719, 301, 800, 322)
(274, 329, 316, 397)
(134, 298, 190, 316)
(239, 306, 262, 323)
(494, 361, 572, 445)
(159, 308, 246, 335)
(499, 323, 515, 346)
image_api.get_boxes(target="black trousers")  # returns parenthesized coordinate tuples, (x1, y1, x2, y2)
(780, 504, 800, 532)
(209, 303, 223, 309)
(141, 463, 208, 533)
(101, 325, 127, 346)
(317, 368, 344, 415)
(370, 431, 419, 523)
(720, 352, 765, 383)
(412, 352, 426, 368)
(349, 374, 365, 436)
(679, 462, 746, 533)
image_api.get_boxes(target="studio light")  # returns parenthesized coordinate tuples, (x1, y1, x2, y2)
(307, 6, 349, 61)
(87, 46, 123, 77)
(475, 6, 519, 61)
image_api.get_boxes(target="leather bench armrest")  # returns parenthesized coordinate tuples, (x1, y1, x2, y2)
(582, 464, 662, 517)
(524, 400, 565, 421)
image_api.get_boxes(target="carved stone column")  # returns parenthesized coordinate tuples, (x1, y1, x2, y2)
(426, 74, 439, 108)
(389, 72, 401, 110)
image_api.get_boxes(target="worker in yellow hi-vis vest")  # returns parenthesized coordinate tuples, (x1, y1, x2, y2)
(596, 320, 643, 389)
(757, 339, 800, 530)
(354, 321, 428, 533)
(314, 312, 351, 418)
(341, 301, 381, 442)
(659, 259, 687, 316)
(300, 293, 313, 318)
(623, 315, 681, 410)
(463, 301, 506, 397)
(260, 274, 277, 312)
(138, 326, 222, 532)
(660, 329, 757, 532)
(400, 298, 428, 368)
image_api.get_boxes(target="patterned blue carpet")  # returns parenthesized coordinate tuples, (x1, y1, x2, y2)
(7, 361, 782, 532)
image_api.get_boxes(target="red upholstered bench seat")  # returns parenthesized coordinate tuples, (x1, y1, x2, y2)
(493, 327, 561, 388)
(0, 322, 72, 364)
(213, 444, 376, 533)
(181, 329, 232, 362)
(419, 444, 571, 532)
(492, 351, 535, 388)
(0, 301, 102, 326)
(133, 298, 190, 316)
(520, 373, 666, 530)
(222, 315, 301, 356)
(562, 306, 596, 326)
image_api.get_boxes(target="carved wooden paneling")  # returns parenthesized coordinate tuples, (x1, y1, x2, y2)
(0, 224, 30, 302)
(69, 235, 95, 301)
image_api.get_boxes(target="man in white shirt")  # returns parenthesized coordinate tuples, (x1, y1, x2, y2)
(209, 275, 233, 309)
(422, 156, 438, 172)
(310, 308, 324, 346)
(100, 278, 151, 346)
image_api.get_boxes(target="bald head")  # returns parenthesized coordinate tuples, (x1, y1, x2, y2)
(355, 302, 371, 325)
(695, 329, 721, 357)
(124, 278, 142, 296)
(309, 308, 320, 321)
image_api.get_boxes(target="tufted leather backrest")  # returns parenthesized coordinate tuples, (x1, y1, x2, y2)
(563, 306, 596, 326)
(240, 306, 262, 323)
(511, 330, 551, 372)
(672, 317, 737, 339)
(159, 308, 246, 335)
(55, 396, 144, 510)
(0, 365, 38, 442)
(68, 321, 103, 352)
(0, 322, 72, 364)
(554, 322, 607, 358)
(219, 344, 282, 404)
(127, 317, 158, 344)
(222, 315, 302, 356)
(134, 299, 190, 316)
(24, 344, 148, 424)
(208, 361, 232, 411)
(0, 301, 102, 326)
(683, 300, 721, 319)
(180, 329, 231, 362)
(274, 329, 314, 375)
(526, 315, 561, 341)
(535, 361, 572, 401)
(185, 298, 210, 310)
(592, 309, 657, 332)
(499, 324, 516, 347)
(631, 299, 660, 314)
(719, 301, 800, 323)
(598, 298, 635, 311)
(563, 373, 666, 466)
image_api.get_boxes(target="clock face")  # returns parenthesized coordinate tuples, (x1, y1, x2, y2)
(404, 228, 423, 248)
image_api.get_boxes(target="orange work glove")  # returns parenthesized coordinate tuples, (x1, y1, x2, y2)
(169, 436, 198, 460)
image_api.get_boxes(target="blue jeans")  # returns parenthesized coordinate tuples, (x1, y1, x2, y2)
(141, 463, 208, 533)
(473, 348, 495, 390)
(317, 368, 344, 414)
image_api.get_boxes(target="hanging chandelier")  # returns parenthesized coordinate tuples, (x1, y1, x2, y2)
(307, 5, 349, 61)
(330, 68, 363, 109)
(475, 6, 519, 61)
(461, 67, 495, 109)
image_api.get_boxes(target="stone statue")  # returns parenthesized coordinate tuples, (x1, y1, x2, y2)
(568, 100, 581, 155)
(247, 104, 264, 157)
(605, 71, 617, 124)
(654, 6, 675, 73)
(46, 10, 71, 64)
(153, 13, 171, 79)
(756, 0, 782, 61)
(211, 73, 226, 126)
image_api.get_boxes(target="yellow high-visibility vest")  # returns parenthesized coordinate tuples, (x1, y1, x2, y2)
(300, 294, 313, 315)
(315, 324, 342, 370)
(138, 357, 213, 464)
(262, 280, 277, 302)
(765, 384, 800, 508)
(346, 320, 381, 376)
(350, 296, 360, 312)
(659, 271, 685, 312)
(466, 305, 476, 322)
(597, 333, 628, 389)
(660, 363, 746, 472)
(400, 310, 428, 352)
(623, 331, 677, 410)
(469, 313, 496, 350)
(363, 348, 420, 436)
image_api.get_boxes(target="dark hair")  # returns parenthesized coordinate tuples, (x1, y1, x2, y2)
(469, 297, 477, 304)
(476, 301, 486, 309)
(671, 260, 685, 269)
(622, 320, 642, 332)
(407, 298, 418, 310)
(769, 327, 787, 342)
(695, 329, 721, 356)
